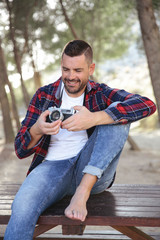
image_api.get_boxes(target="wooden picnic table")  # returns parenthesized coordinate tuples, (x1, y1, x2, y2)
(0, 183, 160, 239)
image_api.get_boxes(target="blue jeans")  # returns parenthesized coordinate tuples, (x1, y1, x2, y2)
(4, 124, 130, 240)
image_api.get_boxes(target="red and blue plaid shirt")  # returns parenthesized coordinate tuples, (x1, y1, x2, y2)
(15, 78, 156, 174)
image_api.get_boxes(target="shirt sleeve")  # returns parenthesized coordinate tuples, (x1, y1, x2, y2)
(15, 89, 43, 159)
(102, 86, 156, 123)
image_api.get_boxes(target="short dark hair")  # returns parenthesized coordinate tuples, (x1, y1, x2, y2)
(62, 40, 93, 64)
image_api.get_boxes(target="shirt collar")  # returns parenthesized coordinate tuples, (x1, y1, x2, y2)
(55, 78, 63, 99)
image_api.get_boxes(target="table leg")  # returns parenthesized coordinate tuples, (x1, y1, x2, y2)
(111, 226, 155, 240)
(33, 224, 57, 238)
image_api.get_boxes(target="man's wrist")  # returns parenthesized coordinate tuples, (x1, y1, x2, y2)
(29, 123, 43, 140)
(27, 124, 43, 150)
(93, 111, 115, 125)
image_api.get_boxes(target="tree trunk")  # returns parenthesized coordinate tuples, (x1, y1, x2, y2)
(0, 85, 15, 143)
(136, 0, 160, 124)
(22, 1, 42, 90)
(0, 38, 21, 131)
(127, 135, 140, 151)
(5, 0, 31, 108)
(59, 0, 79, 39)
(33, 71, 42, 90)
(0, 49, 15, 143)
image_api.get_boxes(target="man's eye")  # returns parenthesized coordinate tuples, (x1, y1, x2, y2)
(76, 69, 82, 72)
(63, 68, 69, 71)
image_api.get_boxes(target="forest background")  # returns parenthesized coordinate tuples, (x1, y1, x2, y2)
(0, 0, 160, 143)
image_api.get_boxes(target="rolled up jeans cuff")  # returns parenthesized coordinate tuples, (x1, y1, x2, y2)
(82, 165, 103, 179)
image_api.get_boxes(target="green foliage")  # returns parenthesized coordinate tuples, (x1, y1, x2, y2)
(46, 0, 135, 64)
(1, 0, 137, 79)
(152, 0, 160, 8)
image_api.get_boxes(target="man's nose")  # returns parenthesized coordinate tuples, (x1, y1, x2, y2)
(67, 70, 76, 79)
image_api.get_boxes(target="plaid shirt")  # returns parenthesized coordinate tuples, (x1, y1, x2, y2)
(15, 78, 156, 174)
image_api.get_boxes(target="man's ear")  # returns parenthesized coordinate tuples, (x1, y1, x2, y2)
(89, 63, 95, 76)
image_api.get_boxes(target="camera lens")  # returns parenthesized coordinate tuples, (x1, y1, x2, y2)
(50, 110, 61, 121)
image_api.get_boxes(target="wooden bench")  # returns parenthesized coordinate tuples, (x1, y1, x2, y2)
(0, 183, 160, 239)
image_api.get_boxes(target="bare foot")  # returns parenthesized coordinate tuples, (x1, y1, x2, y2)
(64, 186, 90, 222)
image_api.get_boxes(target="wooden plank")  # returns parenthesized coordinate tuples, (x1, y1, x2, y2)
(0, 200, 13, 204)
(2, 195, 159, 204)
(111, 184, 160, 189)
(0, 183, 159, 189)
(111, 188, 160, 192)
(1, 200, 159, 211)
(37, 215, 160, 227)
(45, 206, 158, 215)
(109, 194, 160, 198)
(2, 199, 159, 209)
(42, 207, 160, 218)
(0, 184, 159, 197)
(34, 235, 130, 239)
(1, 211, 160, 227)
(0, 196, 14, 201)
(0, 184, 159, 191)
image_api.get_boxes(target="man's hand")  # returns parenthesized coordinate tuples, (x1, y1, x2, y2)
(27, 110, 61, 149)
(33, 110, 62, 136)
(61, 106, 94, 131)
(61, 106, 115, 132)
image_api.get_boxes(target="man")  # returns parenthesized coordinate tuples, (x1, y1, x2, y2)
(4, 40, 156, 239)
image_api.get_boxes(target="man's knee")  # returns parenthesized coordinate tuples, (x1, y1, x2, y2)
(94, 123, 130, 147)
(96, 123, 130, 135)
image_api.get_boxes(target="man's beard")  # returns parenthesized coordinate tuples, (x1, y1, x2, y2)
(63, 78, 86, 95)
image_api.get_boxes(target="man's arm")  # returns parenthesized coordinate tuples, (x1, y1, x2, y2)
(61, 106, 115, 131)
(101, 86, 156, 123)
(14, 84, 62, 158)
(62, 86, 156, 132)
(15, 109, 62, 158)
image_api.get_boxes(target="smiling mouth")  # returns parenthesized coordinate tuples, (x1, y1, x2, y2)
(65, 79, 80, 85)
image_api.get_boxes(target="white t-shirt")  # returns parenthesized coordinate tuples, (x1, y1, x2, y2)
(45, 88, 88, 161)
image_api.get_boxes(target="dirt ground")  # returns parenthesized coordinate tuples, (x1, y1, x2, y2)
(0, 128, 160, 184)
